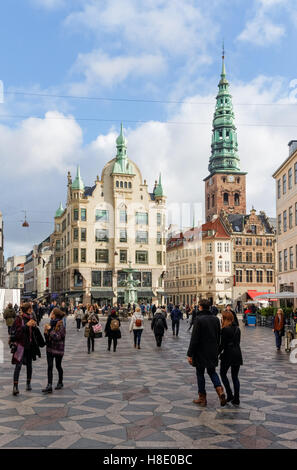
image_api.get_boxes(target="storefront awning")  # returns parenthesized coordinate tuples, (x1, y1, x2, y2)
(254, 292, 297, 299)
(247, 290, 274, 300)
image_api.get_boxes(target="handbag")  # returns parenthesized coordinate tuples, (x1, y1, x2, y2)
(92, 323, 102, 334)
(13, 344, 24, 364)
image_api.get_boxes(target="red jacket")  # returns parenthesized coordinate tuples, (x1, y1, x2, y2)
(274, 314, 284, 331)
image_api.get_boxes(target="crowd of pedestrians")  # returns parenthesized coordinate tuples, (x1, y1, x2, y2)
(1, 298, 247, 407)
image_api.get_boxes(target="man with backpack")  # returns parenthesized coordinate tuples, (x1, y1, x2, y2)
(170, 305, 183, 337)
(151, 308, 168, 348)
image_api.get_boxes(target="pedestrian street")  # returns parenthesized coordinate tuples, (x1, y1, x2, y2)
(1, 316, 297, 449)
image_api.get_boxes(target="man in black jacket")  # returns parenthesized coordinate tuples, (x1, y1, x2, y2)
(187, 299, 226, 407)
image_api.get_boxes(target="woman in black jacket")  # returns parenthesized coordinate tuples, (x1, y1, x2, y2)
(104, 309, 121, 352)
(219, 311, 243, 406)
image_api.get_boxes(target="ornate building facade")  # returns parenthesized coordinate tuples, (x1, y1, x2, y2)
(52, 125, 166, 305)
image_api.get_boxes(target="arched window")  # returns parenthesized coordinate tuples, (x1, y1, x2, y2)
(207, 195, 210, 210)
(212, 194, 215, 207)
(223, 193, 229, 205)
(234, 193, 240, 206)
(236, 177, 240, 184)
(116, 181, 119, 188)
(128, 182, 132, 188)
(120, 181, 123, 188)
(124, 182, 127, 188)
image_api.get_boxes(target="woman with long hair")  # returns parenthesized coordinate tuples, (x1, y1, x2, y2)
(273, 308, 284, 351)
(83, 305, 100, 354)
(219, 311, 243, 406)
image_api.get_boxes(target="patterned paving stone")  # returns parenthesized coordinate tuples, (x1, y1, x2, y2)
(1, 316, 297, 448)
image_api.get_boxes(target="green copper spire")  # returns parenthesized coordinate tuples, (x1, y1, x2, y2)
(208, 48, 241, 175)
(112, 123, 133, 174)
(55, 202, 64, 218)
(72, 165, 84, 190)
(154, 173, 164, 197)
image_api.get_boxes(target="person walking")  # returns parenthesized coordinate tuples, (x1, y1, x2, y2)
(10, 303, 45, 396)
(105, 308, 121, 352)
(273, 308, 284, 351)
(42, 308, 66, 394)
(170, 305, 183, 336)
(83, 306, 100, 354)
(74, 305, 84, 331)
(187, 299, 226, 407)
(188, 305, 198, 331)
(210, 304, 219, 316)
(129, 307, 144, 349)
(151, 308, 167, 348)
(219, 311, 243, 406)
(226, 304, 239, 326)
(3, 303, 16, 334)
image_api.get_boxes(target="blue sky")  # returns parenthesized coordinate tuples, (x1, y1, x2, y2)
(1, 0, 297, 256)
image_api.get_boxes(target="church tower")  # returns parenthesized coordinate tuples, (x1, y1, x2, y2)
(204, 47, 247, 222)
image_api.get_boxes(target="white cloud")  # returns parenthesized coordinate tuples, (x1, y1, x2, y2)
(69, 50, 166, 93)
(30, 0, 66, 9)
(238, 0, 286, 45)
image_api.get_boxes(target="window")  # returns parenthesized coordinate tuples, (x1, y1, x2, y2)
(136, 251, 148, 264)
(81, 208, 87, 221)
(207, 195, 210, 210)
(124, 182, 127, 188)
(235, 238, 242, 246)
(278, 214, 282, 235)
(92, 271, 101, 287)
(81, 228, 86, 242)
(129, 182, 132, 189)
(157, 251, 162, 265)
(207, 261, 212, 273)
(236, 252, 242, 262)
(157, 232, 162, 245)
(95, 210, 109, 222)
(73, 208, 79, 221)
(95, 229, 109, 242)
(62, 219, 66, 232)
(225, 261, 230, 272)
(234, 193, 240, 206)
(119, 229, 127, 242)
(290, 247, 294, 269)
(266, 253, 273, 263)
(218, 260, 223, 272)
(284, 249, 288, 271)
(103, 271, 112, 287)
(73, 228, 79, 241)
(56, 240, 61, 251)
(256, 252, 263, 263)
(116, 181, 119, 188)
(295, 162, 297, 184)
(295, 203, 297, 226)
(250, 225, 257, 234)
(279, 251, 282, 272)
(266, 239, 273, 246)
(136, 231, 148, 244)
(224, 242, 229, 252)
(246, 252, 252, 262)
(217, 242, 222, 253)
(120, 250, 127, 263)
(256, 271, 263, 283)
(246, 238, 252, 246)
(223, 193, 229, 205)
(95, 249, 109, 263)
(277, 179, 281, 199)
(267, 271, 273, 283)
(256, 238, 262, 246)
(236, 270, 242, 282)
(289, 168, 293, 189)
(283, 174, 287, 194)
(81, 248, 86, 263)
(246, 270, 253, 283)
(289, 206, 293, 229)
(212, 194, 215, 207)
(283, 210, 287, 232)
(136, 212, 148, 225)
(142, 272, 152, 287)
(206, 242, 212, 253)
(157, 213, 162, 226)
(73, 248, 78, 263)
(120, 209, 127, 223)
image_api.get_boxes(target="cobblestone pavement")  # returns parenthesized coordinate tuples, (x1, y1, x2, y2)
(0, 315, 297, 449)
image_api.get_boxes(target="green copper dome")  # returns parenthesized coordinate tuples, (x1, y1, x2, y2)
(154, 173, 164, 197)
(72, 165, 85, 190)
(55, 202, 64, 218)
(208, 50, 241, 175)
(112, 123, 133, 175)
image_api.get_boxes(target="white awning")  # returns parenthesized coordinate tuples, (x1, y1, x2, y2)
(254, 292, 297, 299)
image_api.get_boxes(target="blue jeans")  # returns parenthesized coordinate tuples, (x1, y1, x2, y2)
(196, 366, 222, 394)
(274, 330, 282, 349)
(133, 329, 143, 346)
(220, 364, 240, 399)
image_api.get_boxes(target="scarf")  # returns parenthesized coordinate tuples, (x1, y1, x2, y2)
(23, 312, 33, 343)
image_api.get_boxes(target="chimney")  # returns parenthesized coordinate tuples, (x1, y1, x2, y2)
(288, 140, 297, 157)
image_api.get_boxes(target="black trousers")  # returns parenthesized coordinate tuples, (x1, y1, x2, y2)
(172, 320, 180, 335)
(47, 352, 63, 385)
(76, 318, 82, 330)
(87, 336, 95, 352)
(108, 337, 117, 351)
(220, 364, 240, 399)
(13, 351, 32, 384)
(155, 334, 163, 347)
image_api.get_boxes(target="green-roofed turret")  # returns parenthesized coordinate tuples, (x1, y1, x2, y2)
(112, 123, 134, 175)
(55, 202, 64, 218)
(72, 165, 85, 190)
(154, 173, 164, 197)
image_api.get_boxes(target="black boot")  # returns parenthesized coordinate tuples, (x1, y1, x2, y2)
(231, 396, 240, 406)
(42, 384, 53, 394)
(226, 393, 234, 403)
(26, 381, 32, 391)
(13, 384, 19, 396)
(55, 382, 63, 390)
